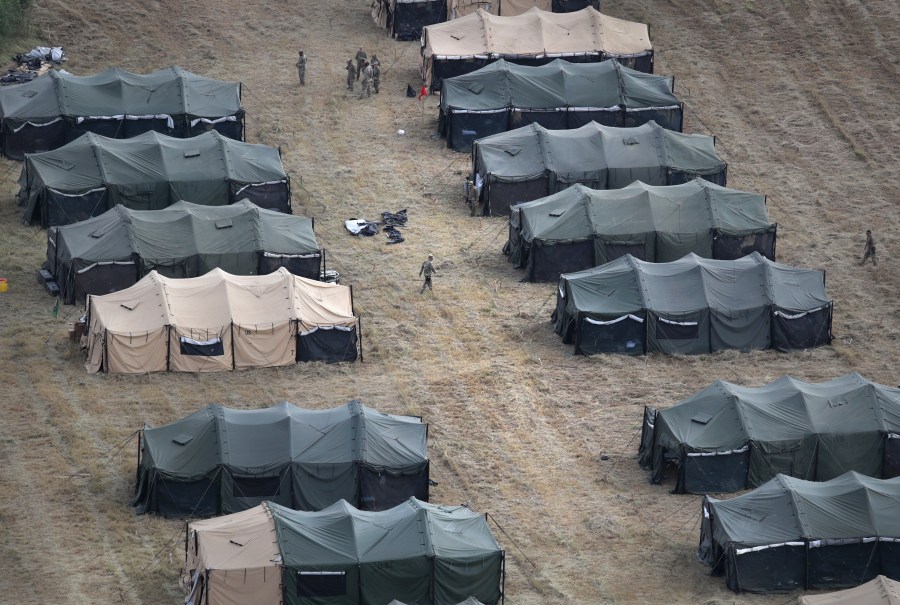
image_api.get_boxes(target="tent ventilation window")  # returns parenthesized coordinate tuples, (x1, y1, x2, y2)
(297, 571, 346, 598)
(172, 433, 194, 446)
(183, 149, 201, 158)
(622, 137, 640, 145)
(22, 90, 38, 98)
(215, 219, 233, 229)
(691, 413, 713, 425)
(549, 209, 566, 217)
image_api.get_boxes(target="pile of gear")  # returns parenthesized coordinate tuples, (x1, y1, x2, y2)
(2, 46, 67, 86)
(344, 209, 408, 244)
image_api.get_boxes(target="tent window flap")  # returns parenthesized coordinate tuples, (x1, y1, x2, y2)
(297, 571, 346, 597)
(179, 336, 224, 356)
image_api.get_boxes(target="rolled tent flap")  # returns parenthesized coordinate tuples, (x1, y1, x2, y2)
(83, 267, 359, 373)
(185, 499, 504, 605)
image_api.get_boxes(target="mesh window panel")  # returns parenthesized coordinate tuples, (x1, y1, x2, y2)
(45, 189, 110, 227)
(807, 542, 880, 589)
(230, 182, 290, 213)
(155, 477, 220, 517)
(121, 117, 170, 138)
(532, 241, 594, 282)
(568, 109, 619, 129)
(488, 177, 549, 216)
(449, 111, 509, 153)
(552, 0, 597, 11)
(669, 169, 726, 186)
(726, 545, 806, 593)
(510, 109, 567, 130)
(627, 108, 681, 132)
(68, 118, 122, 141)
(296, 328, 358, 363)
(655, 320, 699, 341)
(359, 467, 429, 511)
(75, 263, 138, 300)
(258, 253, 320, 280)
(772, 306, 832, 351)
(880, 542, 900, 578)
(179, 338, 225, 356)
(3, 121, 66, 159)
(683, 450, 749, 494)
(885, 437, 900, 478)
(713, 232, 776, 260)
(431, 58, 490, 92)
(577, 316, 644, 356)
(232, 476, 282, 498)
(297, 572, 346, 598)
(393, 0, 445, 40)
(605, 243, 646, 262)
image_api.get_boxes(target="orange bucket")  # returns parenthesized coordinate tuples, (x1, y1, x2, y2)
(0, 277, 7, 293)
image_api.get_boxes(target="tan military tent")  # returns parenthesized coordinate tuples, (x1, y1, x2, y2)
(422, 7, 652, 90)
(83, 267, 359, 373)
(798, 575, 900, 604)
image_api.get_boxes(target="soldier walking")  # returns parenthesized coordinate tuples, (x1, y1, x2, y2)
(355, 47, 367, 81)
(860, 229, 878, 266)
(346, 59, 356, 91)
(296, 51, 307, 85)
(359, 61, 373, 99)
(372, 62, 381, 94)
(419, 254, 438, 293)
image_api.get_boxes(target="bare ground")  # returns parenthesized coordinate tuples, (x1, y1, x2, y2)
(0, 0, 898, 603)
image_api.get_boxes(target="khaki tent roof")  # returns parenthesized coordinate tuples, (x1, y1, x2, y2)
(424, 7, 650, 60)
(798, 575, 900, 604)
(89, 267, 354, 334)
(448, 0, 551, 18)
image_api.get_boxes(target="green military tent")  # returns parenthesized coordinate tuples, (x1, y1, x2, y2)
(439, 58, 682, 151)
(473, 121, 727, 216)
(184, 498, 504, 605)
(553, 252, 832, 356)
(135, 401, 429, 517)
(0, 66, 243, 160)
(506, 179, 774, 282)
(699, 472, 900, 593)
(17, 130, 290, 227)
(638, 374, 900, 494)
(46, 200, 321, 304)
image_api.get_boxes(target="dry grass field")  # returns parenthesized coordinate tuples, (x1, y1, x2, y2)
(0, 0, 898, 602)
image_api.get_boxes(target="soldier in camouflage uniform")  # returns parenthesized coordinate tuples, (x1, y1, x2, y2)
(355, 47, 367, 81)
(465, 177, 478, 216)
(372, 62, 381, 94)
(296, 51, 307, 85)
(419, 254, 438, 293)
(359, 62, 373, 99)
(860, 229, 878, 266)
(346, 60, 356, 91)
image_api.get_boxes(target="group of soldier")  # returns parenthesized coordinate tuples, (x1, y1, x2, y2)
(346, 47, 381, 98)
(295, 48, 381, 99)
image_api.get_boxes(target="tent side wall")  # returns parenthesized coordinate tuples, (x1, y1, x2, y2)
(1, 118, 68, 160)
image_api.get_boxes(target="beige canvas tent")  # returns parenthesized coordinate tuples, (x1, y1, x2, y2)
(798, 576, 900, 604)
(422, 7, 652, 90)
(183, 505, 282, 605)
(83, 267, 359, 373)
